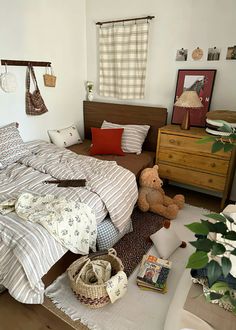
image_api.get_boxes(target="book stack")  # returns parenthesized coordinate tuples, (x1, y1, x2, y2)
(137, 255, 172, 293)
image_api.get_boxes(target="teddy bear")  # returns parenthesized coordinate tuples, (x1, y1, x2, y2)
(138, 165, 185, 219)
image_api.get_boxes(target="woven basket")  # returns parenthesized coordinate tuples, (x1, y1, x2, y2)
(43, 66, 56, 87)
(67, 248, 124, 309)
(43, 74, 56, 87)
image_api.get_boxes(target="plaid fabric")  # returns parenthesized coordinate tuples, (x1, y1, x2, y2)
(99, 22, 149, 99)
(97, 218, 133, 251)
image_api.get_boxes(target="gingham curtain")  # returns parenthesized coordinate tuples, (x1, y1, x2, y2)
(99, 22, 149, 99)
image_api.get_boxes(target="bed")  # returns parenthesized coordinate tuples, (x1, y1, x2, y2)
(0, 102, 167, 304)
(68, 101, 167, 177)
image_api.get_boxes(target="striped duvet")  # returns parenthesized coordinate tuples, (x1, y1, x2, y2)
(0, 141, 138, 303)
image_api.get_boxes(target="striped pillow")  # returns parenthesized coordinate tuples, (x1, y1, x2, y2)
(101, 120, 150, 155)
(0, 123, 30, 169)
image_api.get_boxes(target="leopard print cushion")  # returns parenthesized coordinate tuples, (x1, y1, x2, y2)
(0, 123, 30, 169)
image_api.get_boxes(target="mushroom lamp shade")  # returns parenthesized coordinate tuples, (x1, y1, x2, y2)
(174, 91, 204, 130)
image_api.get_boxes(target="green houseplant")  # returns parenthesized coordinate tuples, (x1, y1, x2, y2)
(197, 121, 236, 153)
(186, 122, 236, 312)
(186, 212, 236, 313)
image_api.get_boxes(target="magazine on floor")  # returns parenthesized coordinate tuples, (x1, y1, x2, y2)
(137, 255, 172, 293)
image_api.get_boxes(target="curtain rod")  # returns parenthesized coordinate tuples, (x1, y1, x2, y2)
(1, 59, 51, 67)
(96, 15, 155, 26)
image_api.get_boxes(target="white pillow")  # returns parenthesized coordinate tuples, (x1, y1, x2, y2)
(101, 120, 150, 155)
(48, 125, 82, 148)
(150, 227, 182, 259)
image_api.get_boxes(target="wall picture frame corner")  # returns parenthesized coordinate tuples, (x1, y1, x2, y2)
(171, 69, 217, 127)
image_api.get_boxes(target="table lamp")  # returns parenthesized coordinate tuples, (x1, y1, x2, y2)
(174, 90, 203, 130)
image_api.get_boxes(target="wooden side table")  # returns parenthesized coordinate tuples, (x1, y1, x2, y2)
(156, 125, 236, 209)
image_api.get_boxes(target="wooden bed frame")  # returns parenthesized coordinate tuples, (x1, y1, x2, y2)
(83, 101, 167, 152)
(42, 101, 167, 287)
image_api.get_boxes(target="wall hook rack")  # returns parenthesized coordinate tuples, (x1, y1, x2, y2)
(1, 59, 51, 67)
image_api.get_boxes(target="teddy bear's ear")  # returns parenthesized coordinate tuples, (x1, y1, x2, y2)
(153, 165, 159, 171)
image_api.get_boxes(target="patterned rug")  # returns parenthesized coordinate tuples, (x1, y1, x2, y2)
(114, 207, 164, 277)
(43, 204, 208, 330)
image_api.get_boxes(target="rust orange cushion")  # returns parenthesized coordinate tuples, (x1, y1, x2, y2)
(90, 127, 124, 156)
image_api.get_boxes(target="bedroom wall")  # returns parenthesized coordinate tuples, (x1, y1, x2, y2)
(86, 0, 236, 200)
(0, 0, 87, 141)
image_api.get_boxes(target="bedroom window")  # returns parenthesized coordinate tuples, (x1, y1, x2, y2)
(98, 20, 150, 99)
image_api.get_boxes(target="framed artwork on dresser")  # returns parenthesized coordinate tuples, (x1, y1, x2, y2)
(172, 69, 217, 127)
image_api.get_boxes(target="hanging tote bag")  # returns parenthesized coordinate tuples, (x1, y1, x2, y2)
(43, 65, 56, 87)
(25, 65, 48, 116)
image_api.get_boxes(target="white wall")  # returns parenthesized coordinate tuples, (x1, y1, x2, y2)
(86, 0, 236, 111)
(86, 0, 236, 200)
(0, 0, 87, 141)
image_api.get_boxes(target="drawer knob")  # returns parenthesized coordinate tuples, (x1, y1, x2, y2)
(168, 154, 173, 159)
(208, 179, 213, 183)
(211, 163, 216, 168)
(169, 139, 175, 144)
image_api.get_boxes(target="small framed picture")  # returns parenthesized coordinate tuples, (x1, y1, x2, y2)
(226, 46, 236, 60)
(207, 47, 221, 61)
(172, 69, 217, 127)
(176, 48, 188, 61)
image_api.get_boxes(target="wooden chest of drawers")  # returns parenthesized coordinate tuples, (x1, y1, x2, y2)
(156, 125, 236, 209)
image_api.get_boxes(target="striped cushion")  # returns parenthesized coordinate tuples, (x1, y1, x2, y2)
(101, 120, 150, 155)
(97, 218, 133, 251)
(0, 123, 30, 169)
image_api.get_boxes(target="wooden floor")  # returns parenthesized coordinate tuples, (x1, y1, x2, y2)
(0, 186, 226, 330)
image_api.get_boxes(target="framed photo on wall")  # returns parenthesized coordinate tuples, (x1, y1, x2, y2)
(171, 69, 217, 127)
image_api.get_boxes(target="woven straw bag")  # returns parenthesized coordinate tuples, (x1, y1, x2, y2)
(67, 248, 124, 309)
(43, 66, 56, 87)
(25, 65, 48, 116)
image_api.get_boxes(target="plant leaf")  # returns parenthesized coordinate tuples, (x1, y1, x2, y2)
(207, 260, 222, 286)
(186, 251, 209, 269)
(204, 213, 226, 222)
(201, 220, 215, 232)
(190, 238, 213, 252)
(196, 136, 216, 144)
(211, 141, 224, 153)
(223, 231, 236, 241)
(210, 281, 229, 292)
(185, 223, 209, 235)
(224, 143, 235, 152)
(221, 257, 232, 278)
(218, 123, 233, 133)
(209, 292, 223, 300)
(212, 222, 228, 235)
(231, 248, 236, 256)
(211, 242, 226, 256)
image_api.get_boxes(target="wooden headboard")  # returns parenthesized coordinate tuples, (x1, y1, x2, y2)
(83, 101, 167, 152)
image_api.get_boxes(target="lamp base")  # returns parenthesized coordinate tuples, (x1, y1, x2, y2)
(181, 108, 190, 130)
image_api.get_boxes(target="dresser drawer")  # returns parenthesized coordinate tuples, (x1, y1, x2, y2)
(160, 133, 230, 159)
(158, 149, 229, 175)
(158, 164, 226, 192)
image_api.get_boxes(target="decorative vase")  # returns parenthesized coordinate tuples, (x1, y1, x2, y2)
(87, 91, 94, 101)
